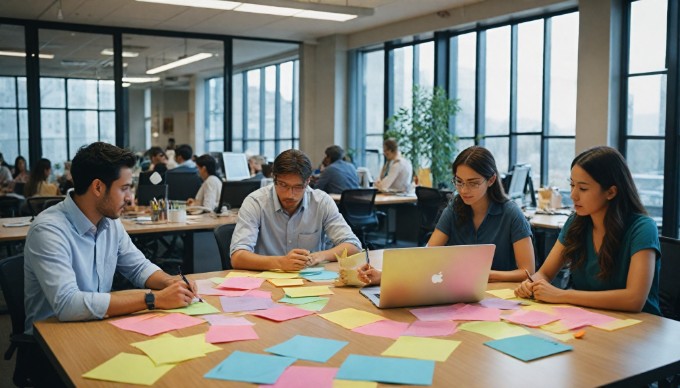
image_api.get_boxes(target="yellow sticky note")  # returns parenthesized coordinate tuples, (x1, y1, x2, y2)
(540, 331, 575, 342)
(540, 320, 571, 334)
(160, 301, 220, 315)
(459, 321, 530, 340)
(268, 278, 305, 287)
(485, 289, 517, 299)
(210, 277, 226, 285)
(284, 285, 334, 298)
(225, 271, 258, 278)
(83, 353, 174, 385)
(333, 380, 378, 388)
(256, 271, 300, 279)
(381, 336, 460, 362)
(593, 318, 642, 331)
(181, 333, 222, 354)
(319, 308, 384, 329)
(132, 335, 206, 365)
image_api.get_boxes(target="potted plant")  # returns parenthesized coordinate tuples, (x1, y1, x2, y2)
(385, 85, 460, 188)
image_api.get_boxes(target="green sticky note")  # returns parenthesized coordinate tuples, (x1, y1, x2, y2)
(160, 301, 220, 316)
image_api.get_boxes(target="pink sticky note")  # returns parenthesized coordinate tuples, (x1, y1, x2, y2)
(552, 307, 617, 326)
(351, 319, 409, 339)
(110, 313, 205, 336)
(205, 325, 259, 343)
(218, 277, 266, 290)
(250, 306, 314, 322)
(409, 303, 465, 321)
(402, 321, 458, 337)
(502, 310, 559, 327)
(202, 315, 254, 326)
(220, 296, 278, 313)
(260, 366, 338, 388)
(109, 314, 157, 331)
(449, 304, 501, 321)
(479, 298, 522, 310)
(246, 289, 273, 299)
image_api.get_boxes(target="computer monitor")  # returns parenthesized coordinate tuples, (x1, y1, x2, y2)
(357, 167, 373, 188)
(218, 180, 262, 209)
(364, 149, 382, 182)
(222, 152, 251, 181)
(505, 164, 536, 207)
(210, 152, 226, 180)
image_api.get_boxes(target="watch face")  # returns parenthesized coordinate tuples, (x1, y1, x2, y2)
(145, 292, 155, 309)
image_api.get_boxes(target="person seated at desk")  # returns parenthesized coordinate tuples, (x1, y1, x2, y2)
(374, 138, 413, 193)
(358, 146, 535, 285)
(0, 152, 13, 188)
(24, 158, 60, 196)
(244, 154, 266, 181)
(230, 149, 362, 271)
(166, 144, 197, 174)
(515, 146, 660, 314)
(187, 154, 222, 211)
(147, 146, 168, 174)
(314, 145, 359, 194)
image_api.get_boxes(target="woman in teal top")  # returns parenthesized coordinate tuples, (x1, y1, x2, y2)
(515, 146, 661, 314)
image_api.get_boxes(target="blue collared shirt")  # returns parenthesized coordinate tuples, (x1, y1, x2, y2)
(230, 185, 361, 257)
(315, 160, 359, 194)
(24, 192, 160, 333)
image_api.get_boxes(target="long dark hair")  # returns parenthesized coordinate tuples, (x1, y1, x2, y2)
(25, 158, 51, 197)
(451, 146, 508, 226)
(563, 146, 647, 279)
(13, 156, 27, 179)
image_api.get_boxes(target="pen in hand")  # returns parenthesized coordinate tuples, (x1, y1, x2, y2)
(178, 266, 203, 303)
(524, 268, 534, 283)
(365, 247, 371, 268)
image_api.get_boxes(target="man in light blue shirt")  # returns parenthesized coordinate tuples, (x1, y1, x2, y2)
(314, 145, 359, 194)
(231, 149, 361, 271)
(166, 144, 197, 174)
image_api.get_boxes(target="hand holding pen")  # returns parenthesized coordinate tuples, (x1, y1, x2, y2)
(178, 266, 203, 302)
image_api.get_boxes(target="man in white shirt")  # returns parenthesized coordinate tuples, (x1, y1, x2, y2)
(374, 138, 413, 193)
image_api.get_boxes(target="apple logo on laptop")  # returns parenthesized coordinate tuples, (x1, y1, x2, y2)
(431, 272, 443, 284)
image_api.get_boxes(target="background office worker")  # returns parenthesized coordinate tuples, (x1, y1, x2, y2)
(515, 146, 660, 314)
(230, 149, 362, 271)
(167, 144, 197, 174)
(314, 145, 359, 194)
(374, 138, 413, 193)
(187, 154, 222, 211)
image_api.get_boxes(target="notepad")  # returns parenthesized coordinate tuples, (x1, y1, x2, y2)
(484, 334, 573, 361)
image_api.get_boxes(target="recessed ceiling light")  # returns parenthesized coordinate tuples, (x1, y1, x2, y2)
(137, 0, 240, 10)
(0, 50, 55, 59)
(101, 48, 139, 58)
(234, 4, 298, 16)
(146, 53, 213, 75)
(122, 76, 160, 83)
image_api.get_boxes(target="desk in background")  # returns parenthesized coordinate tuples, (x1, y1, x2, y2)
(34, 259, 680, 387)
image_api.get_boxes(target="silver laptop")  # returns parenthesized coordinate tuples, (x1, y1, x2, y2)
(360, 244, 495, 309)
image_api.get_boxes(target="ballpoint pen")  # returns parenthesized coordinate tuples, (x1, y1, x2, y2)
(524, 268, 534, 283)
(178, 266, 203, 302)
(365, 247, 370, 267)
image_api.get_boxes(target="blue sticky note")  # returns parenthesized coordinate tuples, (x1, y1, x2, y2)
(484, 335, 573, 362)
(336, 354, 435, 385)
(299, 267, 324, 274)
(265, 335, 348, 363)
(301, 271, 339, 281)
(204, 351, 295, 384)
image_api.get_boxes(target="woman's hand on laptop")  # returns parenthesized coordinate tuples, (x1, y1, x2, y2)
(357, 264, 382, 286)
(278, 249, 311, 271)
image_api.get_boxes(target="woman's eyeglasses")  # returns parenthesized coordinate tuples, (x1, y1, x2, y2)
(451, 178, 487, 191)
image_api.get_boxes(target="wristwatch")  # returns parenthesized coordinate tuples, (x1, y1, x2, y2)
(145, 290, 155, 310)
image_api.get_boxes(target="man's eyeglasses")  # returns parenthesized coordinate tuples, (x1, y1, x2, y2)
(452, 178, 487, 191)
(274, 180, 307, 194)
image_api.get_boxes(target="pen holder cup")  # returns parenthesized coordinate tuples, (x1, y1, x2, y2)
(168, 209, 187, 223)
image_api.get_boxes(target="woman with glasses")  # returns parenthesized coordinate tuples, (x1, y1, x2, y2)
(358, 146, 535, 285)
(515, 146, 660, 314)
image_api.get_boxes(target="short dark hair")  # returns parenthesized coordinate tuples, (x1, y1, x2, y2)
(195, 154, 217, 176)
(71, 142, 136, 195)
(148, 146, 165, 158)
(272, 149, 312, 181)
(175, 144, 193, 161)
(325, 145, 345, 163)
(383, 138, 398, 152)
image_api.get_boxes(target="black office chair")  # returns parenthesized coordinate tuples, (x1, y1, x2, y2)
(25, 196, 65, 218)
(0, 254, 34, 387)
(0, 196, 23, 218)
(138, 170, 165, 186)
(415, 187, 449, 246)
(339, 189, 382, 249)
(135, 184, 168, 206)
(213, 223, 236, 270)
(660, 236, 680, 321)
(165, 172, 202, 201)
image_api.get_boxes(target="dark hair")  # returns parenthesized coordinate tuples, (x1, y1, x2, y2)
(175, 144, 193, 161)
(325, 145, 345, 163)
(450, 146, 508, 226)
(71, 142, 136, 195)
(272, 149, 313, 181)
(148, 146, 165, 158)
(563, 146, 647, 280)
(383, 138, 398, 153)
(25, 158, 52, 197)
(13, 155, 27, 178)
(195, 154, 217, 176)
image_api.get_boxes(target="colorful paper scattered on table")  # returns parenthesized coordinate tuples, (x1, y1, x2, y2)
(409, 304, 464, 321)
(335, 354, 435, 386)
(160, 301, 220, 316)
(247, 289, 273, 299)
(459, 321, 530, 340)
(220, 296, 278, 313)
(268, 278, 305, 287)
(552, 306, 617, 326)
(479, 298, 522, 310)
(592, 318, 642, 331)
(351, 319, 409, 339)
(319, 308, 385, 329)
(485, 289, 517, 299)
(197, 279, 250, 297)
(225, 271, 258, 278)
(205, 325, 259, 343)
(278, 296, 326, 305)
(109, 313, 205, 336)
(540, 320, 572, 334)
(265, 335, 349, 363)
(449, 304, 501, 321)
(204, 351, 296, 384)
(256, 271, 301, 279)
(381, 336, 461, 362)
(82, 353, 174, 385)
(284, 285, 334, 298)
(300, 267, 325, 274)
(131, 334, 215, 365)
(250, 306, 315, 322)
(402, 321, 458, 337)
(292, 298, 330, 312)
(484, 334, 573, 361)
(201, 314, 254, 326)
(332, 380, 378, 388)
(501, 310, 560, 327)
(260, 366, 338, 388)
(218, 277, 266, 290)
(301, 270, 339, 281)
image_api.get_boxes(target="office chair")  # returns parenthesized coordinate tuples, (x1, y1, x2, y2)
(660, 236, 680, 321)
(165, 172, 202, 201)
(135, 184, 168, 206)
(0, 195, 23, 218)
(0, 254, 34, 387)
(138, 170, 165, 186)
(12, 182, 25, 195)
(339, 189, 383, 249)
(25, 196, 65, 218)
(213, 223, 236, 270)
(415, 187, 449, 246)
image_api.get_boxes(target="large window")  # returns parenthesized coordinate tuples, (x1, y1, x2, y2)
(0, 24, 27, 166)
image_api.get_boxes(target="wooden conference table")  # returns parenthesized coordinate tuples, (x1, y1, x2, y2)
(34, 254, 680, 387)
